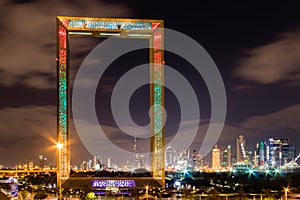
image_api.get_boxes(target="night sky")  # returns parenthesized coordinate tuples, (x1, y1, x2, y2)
(0, 1, 300, 167)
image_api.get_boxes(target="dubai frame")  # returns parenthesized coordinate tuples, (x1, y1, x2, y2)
(56, 16, 165, 186)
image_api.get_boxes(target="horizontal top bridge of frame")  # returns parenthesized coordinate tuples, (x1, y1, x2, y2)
(57, 16, 164, 32)
(67, 30, 155, 38)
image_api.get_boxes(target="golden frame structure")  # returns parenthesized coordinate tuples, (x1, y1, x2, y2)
(56, 16, 165, 186)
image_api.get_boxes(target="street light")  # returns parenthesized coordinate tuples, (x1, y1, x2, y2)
(145, 186, 149, 200)
(284, 187, 289, 200)
(56, 143, 63, 200)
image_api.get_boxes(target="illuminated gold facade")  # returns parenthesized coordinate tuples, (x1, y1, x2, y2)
(56, 16, 165, 186)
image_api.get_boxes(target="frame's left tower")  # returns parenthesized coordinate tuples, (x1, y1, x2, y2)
(56, 17, 70, 184)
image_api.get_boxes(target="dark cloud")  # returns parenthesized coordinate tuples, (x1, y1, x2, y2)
(11, 0, 38, 4)
(0, 106, 56, 166)
(235, 29, 300, 85)
(0, 0, 132, 167)
(0, 0, 132, 89)
(240, 104, 300, 131)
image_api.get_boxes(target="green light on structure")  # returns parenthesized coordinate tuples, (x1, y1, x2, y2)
(265, 169, 270, 175)
(248, 168, 254, 174)
(274, 168, 281, 174)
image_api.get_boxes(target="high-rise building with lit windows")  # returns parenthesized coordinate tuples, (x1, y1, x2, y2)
(236, 135, 248, 163)
(165, 146, 172, 167)
(212, 145, 220, 169)
(38, 155, 47, 169)
(221, 145, 232, 168)
(259, 141, 265, 165)
(266, 138, 296, 168)
(192, 149, 204, 170)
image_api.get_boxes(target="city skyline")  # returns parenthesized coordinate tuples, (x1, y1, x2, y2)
(0, 1, 300, 167)
(4, 134, 299, 171)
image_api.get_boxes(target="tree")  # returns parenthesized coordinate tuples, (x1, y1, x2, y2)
(84, 192, 96, 200)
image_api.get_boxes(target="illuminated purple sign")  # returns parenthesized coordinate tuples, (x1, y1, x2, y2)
(92, 180, 136, 188)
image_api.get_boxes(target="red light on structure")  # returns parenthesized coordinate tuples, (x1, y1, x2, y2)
(152, 23, 160, 30)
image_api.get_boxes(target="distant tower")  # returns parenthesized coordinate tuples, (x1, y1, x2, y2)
(259, 141, 265, 165)
(39, 155, 47, 169)
(39, 155, 43, 168)
(108, 157, 111, 168)
(212, 145, 221, 169)
(93, 156, 97, 170)
(165, 146, 174, 168)
(137, 155, 145, 168)
(192, 149, 199, 170)
(220, 145, 231, 168)
(227, 145, 232, 167)
(133, 137, 139, 169)
(29, 161, 34, 169)
(237, 135, 247, 163)
(254, 143, 259, 167)
(134, 136, 137, 158)
(266, 138, 292, 167)
(198, 154, 206, 167)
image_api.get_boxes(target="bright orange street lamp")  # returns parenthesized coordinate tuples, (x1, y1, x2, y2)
(56, 143, 63, 200)
(284, 187, 290, 200)
(145, 186, 149, 200)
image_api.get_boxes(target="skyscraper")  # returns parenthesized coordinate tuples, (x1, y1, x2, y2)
(212, 145, 220, 169)
(165, 146, 172, 167)
(259, 141, 265, 166)
(137, 155, 145, 169)
(221, 145, 232, 168)
(227, 145, 232, 168)
(192, 149, 203, 170)
(266, 138, 295, 168)
(38, 155, 47, 169)
(236, 135, 248, 163)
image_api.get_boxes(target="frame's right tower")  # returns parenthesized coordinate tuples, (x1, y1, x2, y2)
(150, 22, 165, 187)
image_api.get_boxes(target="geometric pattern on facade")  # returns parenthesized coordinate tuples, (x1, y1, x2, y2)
(56, 16, 164, 185)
